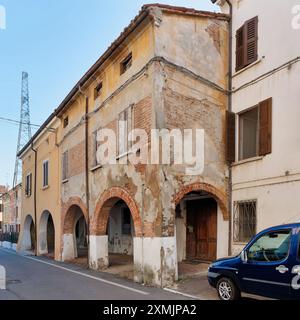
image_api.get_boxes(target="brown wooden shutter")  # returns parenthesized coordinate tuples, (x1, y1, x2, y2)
(236, 26, 245, 71)
(244, 16, 258, 66)
(226, 111, 236, 163)
(259, 98, 272, 156)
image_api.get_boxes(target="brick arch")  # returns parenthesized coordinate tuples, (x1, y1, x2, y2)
(91, 187, 142, 237)
(173, 182, 228, 220)
(62, 197, 88, 234)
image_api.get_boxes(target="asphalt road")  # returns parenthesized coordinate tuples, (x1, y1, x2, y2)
(0, 248, 188, 300)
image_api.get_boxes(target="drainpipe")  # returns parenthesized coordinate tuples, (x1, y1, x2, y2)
(226, 0, 233, 256)
(30, 143, 38, 256)
(78, 86, 90, 266)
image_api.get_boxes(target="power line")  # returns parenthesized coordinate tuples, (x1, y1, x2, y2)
(0, 116, 55, 131)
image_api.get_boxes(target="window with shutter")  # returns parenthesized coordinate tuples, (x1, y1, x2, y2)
(62, 151, 68, 181)
(25, 173, 32, 196)
(244, 17, 258, 66)
(118, 105, 133, 156)
(43, 160, 49, 187)
(236, 26, 244, 71)
(239, 107, 259, 161)
(259, 98, 272, 156)
(226, 111, 236, 163)
(236, 16, 258, 71)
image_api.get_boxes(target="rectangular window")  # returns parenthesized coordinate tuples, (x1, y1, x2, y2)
(236, 16, 258, 71)
(298, 236, 300, 259)
(120, 53, 132, 75)
(234, 200, 257, 243)
(62, 151, 68, 181)
(63, 116, 69, 128)
(94, 82, 103, 100)
(239, 106, 259, 160)
(122, 207, 131, 235)
(0, 203, 2, 212)
(238, 98, 272, 161)
(118, 105, 133, 156)
(43, 160, 49, 188)
(25, 173, 32, 197)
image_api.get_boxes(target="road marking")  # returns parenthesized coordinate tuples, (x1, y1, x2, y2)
(1, 248, 149, 295)
(164, 287, 200, 300)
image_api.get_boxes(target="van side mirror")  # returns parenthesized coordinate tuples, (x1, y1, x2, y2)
(241, 250, 248, 263)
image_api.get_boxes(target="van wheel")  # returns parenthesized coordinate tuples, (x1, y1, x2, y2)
(217, 277, 241, 301)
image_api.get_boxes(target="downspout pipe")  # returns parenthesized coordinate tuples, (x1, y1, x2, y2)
(30, 142, 38, 256)
(226, 0, 233, 256)
(78, 86, 90, 266)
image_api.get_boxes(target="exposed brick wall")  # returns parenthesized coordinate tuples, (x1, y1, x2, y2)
(69, 141, 85, 177)
(133, 96, 152, 137)
(133, 96, 152, 173)
(91, 187, 142, 237)
(61, 197, 88, 235)
(173, 182, 228, 220)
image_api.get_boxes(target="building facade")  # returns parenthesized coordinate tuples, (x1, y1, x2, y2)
(1, 184, 21, 234)
(18, 4, 230, 286)
(215, 0, 300, 254)
(0, 185, 7, 231)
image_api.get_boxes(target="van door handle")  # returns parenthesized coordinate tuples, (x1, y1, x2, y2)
(276, 265, 289, 274)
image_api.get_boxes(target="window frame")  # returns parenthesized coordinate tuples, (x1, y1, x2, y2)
(25, 173, 32, 197)
(62, 151, 69, 181)
(94, 81, 103, 100)
(118, 105, 133, 157)
(233, 200, 257, 243)
(42, 160, 49, 188)
(120, 52, 132, 75)
(247, 229, 292, 264)
(235, 16, 258, 72)
(63, 116, 69, 128)
(238, 105, 260, 161)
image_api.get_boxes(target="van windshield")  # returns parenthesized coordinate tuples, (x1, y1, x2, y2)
(248, 230, 291, 262)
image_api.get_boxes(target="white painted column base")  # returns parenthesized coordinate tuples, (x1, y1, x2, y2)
(0, 265, 6, 290)
(89, 235, 109, 270)
(134, 236, 177, 287)
(62, 234, 76, 261)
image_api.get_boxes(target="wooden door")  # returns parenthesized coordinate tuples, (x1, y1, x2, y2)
(186, 199, 217, 261)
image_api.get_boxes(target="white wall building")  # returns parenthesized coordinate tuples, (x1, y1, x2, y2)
(215, 0, 300, 254)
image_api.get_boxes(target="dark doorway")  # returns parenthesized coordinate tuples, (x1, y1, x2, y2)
(75, 216, 88, 258)
(47, 215, 55, 254)
(186, 198, 217, 261)
(30, 219, 35, 251)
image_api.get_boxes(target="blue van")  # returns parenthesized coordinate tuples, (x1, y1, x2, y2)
(208, 223, 300, 300)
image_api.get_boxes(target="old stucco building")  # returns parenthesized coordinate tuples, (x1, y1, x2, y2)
(18, 4, 229, 286)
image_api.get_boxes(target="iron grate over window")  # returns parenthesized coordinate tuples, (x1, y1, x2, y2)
(233, 200, 257, 243)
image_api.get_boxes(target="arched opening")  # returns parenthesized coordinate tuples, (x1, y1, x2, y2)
(39, 211, 55, 258)
(175, 190, 218, 279)
(92, 189, 141, 280)
(20, 215, 35, 252)
(107, 199, 135, 279)
(62, 204, 88, 264)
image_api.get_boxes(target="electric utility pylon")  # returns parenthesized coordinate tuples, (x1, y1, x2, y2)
(13, 71, 32, 188)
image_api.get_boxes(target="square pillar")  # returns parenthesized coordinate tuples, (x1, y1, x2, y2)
(62, 234, 75, 261)
(133, 236, 177, 287)
(89, 235, 109, 270)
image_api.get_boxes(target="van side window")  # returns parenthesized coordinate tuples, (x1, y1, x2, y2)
(248, 230, 291, 262)
(298, 236, 300, 259)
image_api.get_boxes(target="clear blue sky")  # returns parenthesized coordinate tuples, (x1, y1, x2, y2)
(0, 0, 218, 187)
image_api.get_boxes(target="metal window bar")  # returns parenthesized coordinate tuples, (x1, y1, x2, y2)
(233, 200, 257, 242)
